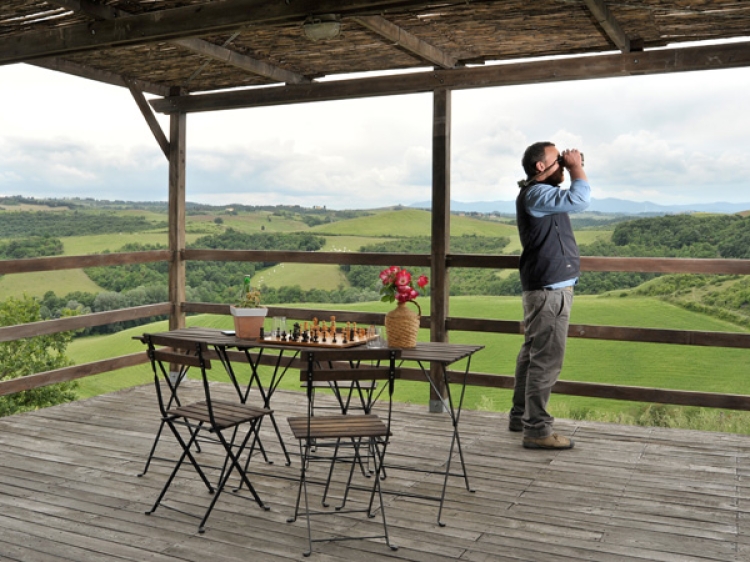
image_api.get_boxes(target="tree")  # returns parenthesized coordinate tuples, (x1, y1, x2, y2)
(0, 295, 78, 417)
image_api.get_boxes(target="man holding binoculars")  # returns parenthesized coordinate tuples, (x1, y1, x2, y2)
(510, 142, 590, 449)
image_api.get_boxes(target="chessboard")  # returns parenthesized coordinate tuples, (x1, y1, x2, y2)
(260, 331, 376, 348)
(261, 318, 377, 348)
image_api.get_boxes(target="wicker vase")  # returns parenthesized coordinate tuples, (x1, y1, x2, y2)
(385, 302, 420, 348)
(230, 306, 268, 339)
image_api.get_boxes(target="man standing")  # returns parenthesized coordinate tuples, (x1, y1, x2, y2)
(510, 141, 590, 449)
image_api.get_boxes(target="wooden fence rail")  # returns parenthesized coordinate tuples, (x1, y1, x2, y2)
(0, 250, 748, 411)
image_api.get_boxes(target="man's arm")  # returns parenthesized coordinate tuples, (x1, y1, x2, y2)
(525, 180, 591, 217)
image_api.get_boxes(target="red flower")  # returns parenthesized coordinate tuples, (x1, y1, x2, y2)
(378, 266, 429, 312)
(395, 269, 411, 287)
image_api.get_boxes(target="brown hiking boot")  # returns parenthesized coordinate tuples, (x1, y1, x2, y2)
(522, 433, 574, 450)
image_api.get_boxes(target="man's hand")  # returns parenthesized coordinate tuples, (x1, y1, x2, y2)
(561, 149, 587, 181)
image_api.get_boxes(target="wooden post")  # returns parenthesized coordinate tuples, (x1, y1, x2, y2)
(168, 108, 187, 331)
(429, 88, 451, 413)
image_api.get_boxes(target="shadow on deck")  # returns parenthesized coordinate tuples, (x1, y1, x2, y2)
(0, 382, 748, 562)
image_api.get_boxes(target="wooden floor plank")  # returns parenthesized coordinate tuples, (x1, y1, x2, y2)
(0, 382, 748, 561)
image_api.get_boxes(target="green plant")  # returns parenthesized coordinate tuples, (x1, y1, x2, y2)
(236, 276, 262, 307)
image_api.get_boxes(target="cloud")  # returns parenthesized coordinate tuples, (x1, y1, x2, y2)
(2, 63, 750, 207)
(0, 135, 166, 199)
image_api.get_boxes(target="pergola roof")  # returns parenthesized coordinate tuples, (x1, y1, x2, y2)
(3, 0, 750, 103)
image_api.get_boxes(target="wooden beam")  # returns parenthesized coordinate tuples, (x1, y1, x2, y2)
(0, 352, 148, 397)
(125, 78, 170, 159)
(150, 41, 750, 113)
(0, 304, 171, 343)
(431, 88, 451, 348)
(0, 250, 170, 275)
(429, 88, 451, 412)
(580, 256, 750, 275)
(172, 38, 309, 85)
(184, 249, 432, 267)
(0, 0, 447, 65)
(168, 110, 187, 332)
(583, 0, 631, 53)
(47, 0, 308, 87)
(449, 254, 750, 275)
(353, 15, 456, 68)
(29, 58, 171, 97)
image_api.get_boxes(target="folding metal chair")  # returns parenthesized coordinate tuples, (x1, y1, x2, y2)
(142, 333, 272, 533)
(286, 347, 400, 557)
(301, 359, 389, 497)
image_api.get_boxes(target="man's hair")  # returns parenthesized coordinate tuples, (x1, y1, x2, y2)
(522, 141, 555, 178)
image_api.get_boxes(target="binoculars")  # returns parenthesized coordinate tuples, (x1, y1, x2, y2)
(557, 152, 584, 167)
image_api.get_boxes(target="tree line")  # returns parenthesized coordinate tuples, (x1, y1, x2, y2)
(0, 210, 161, 238)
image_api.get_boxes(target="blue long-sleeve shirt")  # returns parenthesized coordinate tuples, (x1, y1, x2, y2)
(523, 179, 591, 218)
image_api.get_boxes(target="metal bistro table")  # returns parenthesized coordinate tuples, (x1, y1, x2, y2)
(143, 327, 483, 525)
(389, 341, 484, 526)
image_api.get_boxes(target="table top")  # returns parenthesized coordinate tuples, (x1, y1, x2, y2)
(145, 326, 483, 366)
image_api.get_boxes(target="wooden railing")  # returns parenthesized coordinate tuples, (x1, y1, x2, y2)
(1, 249, 749, 411)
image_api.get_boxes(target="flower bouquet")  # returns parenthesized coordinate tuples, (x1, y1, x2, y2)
(379, 266, 428, 348)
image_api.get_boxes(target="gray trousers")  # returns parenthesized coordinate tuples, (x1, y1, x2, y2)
(511, 287, 573, 438)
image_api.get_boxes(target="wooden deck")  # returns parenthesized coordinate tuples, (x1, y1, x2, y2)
(0, 382, 748, 562)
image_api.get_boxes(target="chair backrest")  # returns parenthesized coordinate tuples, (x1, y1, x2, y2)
(300, 347, 401, 418)
(143, 333, 212, 417)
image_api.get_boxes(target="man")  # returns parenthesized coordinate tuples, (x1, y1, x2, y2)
(510, 141, 590, 449)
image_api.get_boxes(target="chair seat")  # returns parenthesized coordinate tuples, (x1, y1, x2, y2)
(168, 400, 272, 430)
(288, 414, 389, 440)
(300, 380, 377, 389)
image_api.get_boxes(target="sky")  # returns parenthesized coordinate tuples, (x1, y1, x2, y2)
(1, 60, 750, 210)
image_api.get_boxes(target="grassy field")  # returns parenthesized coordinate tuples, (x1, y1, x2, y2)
(251, 263, 348, 290)
(0, 269, 103, 300)
(218, 211, 310, 233)
(313, 209, 519, 239)
(69, 295, 750, 430)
